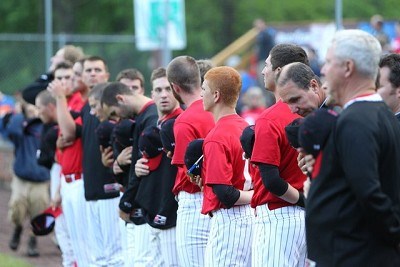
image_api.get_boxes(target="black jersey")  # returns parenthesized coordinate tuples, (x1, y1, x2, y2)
(81, 103, 119, 200)
(136, 117, 180, 229)
(119, 103, 158, 224)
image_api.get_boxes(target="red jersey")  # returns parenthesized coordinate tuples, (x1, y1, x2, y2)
(201, 114, 250, 214)
(172, 99, 214, 195)
(250, 100, 306, 209)
(67, 91, 84, 112)
(56, 93, 84, 175)
(159, 107, 183, 124)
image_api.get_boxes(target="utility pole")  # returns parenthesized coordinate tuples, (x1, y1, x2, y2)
(335, 0, 343, 30)
(161, 0, 172, 67)
(44, 0, 53, 71)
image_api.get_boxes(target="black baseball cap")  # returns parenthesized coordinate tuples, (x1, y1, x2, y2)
(95, 120, 117, 148)
(31, 206, 62, 236)
(160, 119, 175, 153)
(22, 73, 54, 105)
(298, 108, 338, 157)
(184, 139, 204, 176)
(285, 118, 305, 149)
(113, 119, 135, 151)
(240, 125, 255, 158)
(138, 126, 163, 171)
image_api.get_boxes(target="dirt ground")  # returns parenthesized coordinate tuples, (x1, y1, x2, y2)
(0, 184, 62, 267)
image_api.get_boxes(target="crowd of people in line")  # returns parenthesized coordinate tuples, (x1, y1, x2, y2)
(1, 24, 400, 267)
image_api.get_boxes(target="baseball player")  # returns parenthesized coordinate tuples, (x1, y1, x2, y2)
(201, 66, 254, 267)
(250, 44, 309, 267)
(47, 62, 91, 267)
(51, 56, 124, 266)
(35, 89, 75, 265)
(127, 67, 182, 266)
(101, 81, 159, 266)
(166, 56, 215, 266)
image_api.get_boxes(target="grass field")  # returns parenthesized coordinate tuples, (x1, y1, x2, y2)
(0, 253, 33, 267)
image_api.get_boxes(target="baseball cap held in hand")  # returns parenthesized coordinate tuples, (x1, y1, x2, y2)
(160, 118, 176, 153)
(298, 108, 338, 157)
(240, 125, 255, 158)
(95, 120, 117, 148)
(113, 119, 135, 151)
(184, 139, 204, 177)
(139, 126, 163, 171)
(285, 118, 305, 149)
(30, 206, 62, 236)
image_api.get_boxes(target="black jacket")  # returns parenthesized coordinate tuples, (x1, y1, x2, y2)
(306, 101, 400, 266)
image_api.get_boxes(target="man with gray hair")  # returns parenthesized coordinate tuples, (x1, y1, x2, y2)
(306, 29, 400, 266)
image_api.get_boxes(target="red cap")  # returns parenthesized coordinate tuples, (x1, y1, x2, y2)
(143, 154, 163, 171)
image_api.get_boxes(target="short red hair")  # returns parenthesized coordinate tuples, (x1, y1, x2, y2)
(204, 66, 242, 107)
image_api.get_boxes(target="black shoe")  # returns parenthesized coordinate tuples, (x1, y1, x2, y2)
(27, 236, 39, 257)
(9, 225, 22, 250)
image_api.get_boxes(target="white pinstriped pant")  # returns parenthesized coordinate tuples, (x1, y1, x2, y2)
(86, 196, 124, 267)
(51, 164, 75, 267)
(252, 205, 307, 267)
(148, 226, 180, 266)
(60, 177, 91, 267)
(129, 223, 158, 267)
(176, 192, 210, 267)
(204, 204, 254, 267)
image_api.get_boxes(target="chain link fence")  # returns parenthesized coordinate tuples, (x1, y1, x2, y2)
(0, 34, 157, 96)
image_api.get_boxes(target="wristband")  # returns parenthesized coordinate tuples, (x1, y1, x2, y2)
(296, 192, 306, 208)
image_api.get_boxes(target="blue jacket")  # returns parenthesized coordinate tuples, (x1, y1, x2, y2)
(6, 113, 49, 182)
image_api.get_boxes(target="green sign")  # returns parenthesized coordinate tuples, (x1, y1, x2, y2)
(134, 0, 186, 51)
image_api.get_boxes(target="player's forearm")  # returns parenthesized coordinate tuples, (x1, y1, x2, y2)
(235, 190, 254, 205)
(213, 184, 253, 207)
(56, 95, 76, 141)
(279, 184, 300, 204)
(259, 163, 304, 206)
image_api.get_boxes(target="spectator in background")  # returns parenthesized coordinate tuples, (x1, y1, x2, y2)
(370, 14, 390, 52)
(6, 100, 50, 257)
(304, 45, 321, 77)
(391, 21, 400, 54)
(22, 45, 84, 105)
(253, 18, 275, 85)
(0, 91, 15, 138)
(0, 91, 15, 117)
(240, 86, 267, 125)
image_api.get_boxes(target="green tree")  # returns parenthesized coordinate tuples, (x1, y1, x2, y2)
(0, 0, 398, 95)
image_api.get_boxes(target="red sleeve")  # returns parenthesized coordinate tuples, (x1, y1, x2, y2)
(172, 121, 198, 165)
(251, 117, 281, 166)
(75, 116, 82, 126)
(203, 141, 232, 186)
